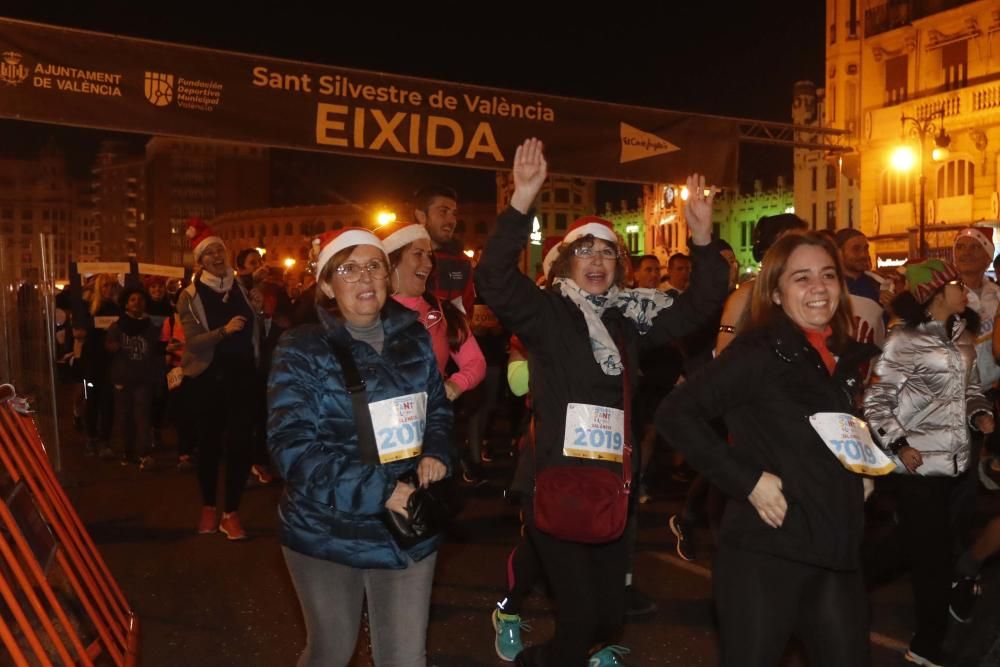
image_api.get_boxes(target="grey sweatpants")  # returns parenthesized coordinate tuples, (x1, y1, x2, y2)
(282, 547, 437, 667)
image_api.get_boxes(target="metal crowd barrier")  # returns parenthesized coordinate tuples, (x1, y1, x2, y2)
(0, 384, 139, 665)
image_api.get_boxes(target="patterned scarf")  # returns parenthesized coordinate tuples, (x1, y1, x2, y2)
(554, 278, 674, 375)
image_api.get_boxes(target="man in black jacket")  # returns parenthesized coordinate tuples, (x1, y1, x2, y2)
(415, 185, 475, 314)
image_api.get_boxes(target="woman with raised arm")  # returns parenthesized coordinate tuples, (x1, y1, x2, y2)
(476, 138, 729, 666)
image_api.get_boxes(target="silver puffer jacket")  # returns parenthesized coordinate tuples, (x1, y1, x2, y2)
(864, 318, 992, 476)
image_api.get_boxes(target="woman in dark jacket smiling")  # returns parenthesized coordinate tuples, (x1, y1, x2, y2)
(657, 231, 879, 666)
(268, 227, 452, 667)
(476, 139, 729, 666)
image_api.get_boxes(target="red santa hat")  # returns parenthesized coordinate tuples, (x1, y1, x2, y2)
(954, 226, 996, 260)
(185, 217, 224, 261)
(563, 216, 618, 246)
(313, 227, 385, 281)
(373, 221, 430, 256)
(541, 235, 565, 280)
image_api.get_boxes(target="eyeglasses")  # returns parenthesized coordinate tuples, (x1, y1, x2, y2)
(573, 245, 619, 260)
(334, 260, 389, 283)
(419, 309, 443, 329)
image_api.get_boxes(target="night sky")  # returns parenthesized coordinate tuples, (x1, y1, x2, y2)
(0, 4, 825, 206)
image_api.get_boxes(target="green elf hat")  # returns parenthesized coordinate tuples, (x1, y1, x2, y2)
(905, 258, 959, 304)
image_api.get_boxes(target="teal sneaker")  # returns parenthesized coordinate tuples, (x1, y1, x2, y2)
(492, 608, 529, 661)
(589, 644, 631, 666)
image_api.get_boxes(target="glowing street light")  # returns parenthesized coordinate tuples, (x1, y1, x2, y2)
(890, 146, 916, 172)
(283, 258, 296, 269)
(376, 210, 396, 226)
(890, 107, 951, 258)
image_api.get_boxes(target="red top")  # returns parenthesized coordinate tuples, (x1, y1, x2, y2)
(802, 326, 836, 375)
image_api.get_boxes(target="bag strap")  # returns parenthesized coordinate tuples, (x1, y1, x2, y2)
(616, 333, 633, 492)
(328, 337, 381, 466)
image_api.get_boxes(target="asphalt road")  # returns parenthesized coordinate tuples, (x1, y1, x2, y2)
(50, 417, 1000, 666)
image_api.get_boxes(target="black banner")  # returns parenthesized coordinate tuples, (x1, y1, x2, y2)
(0, 18, 739, 185)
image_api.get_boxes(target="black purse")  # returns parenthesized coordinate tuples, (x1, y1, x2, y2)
(328, 338, 455, 549)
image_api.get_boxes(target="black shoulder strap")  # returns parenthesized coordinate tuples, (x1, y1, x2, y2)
(328, 337, 381, 466)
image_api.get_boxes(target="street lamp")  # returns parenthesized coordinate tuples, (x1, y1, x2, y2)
(893, 108, 951, 258)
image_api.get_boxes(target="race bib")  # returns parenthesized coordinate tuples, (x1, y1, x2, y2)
(808, 412, 895, 476)
(471, 304, 500, 331)
(563, 403, 625, 463)
(368, 392, 426, 464)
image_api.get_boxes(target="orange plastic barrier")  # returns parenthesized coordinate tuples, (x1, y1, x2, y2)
(0, 386, 138, 665)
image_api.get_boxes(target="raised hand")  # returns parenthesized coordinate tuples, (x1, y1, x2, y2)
(510, 138, 547, 214)
(683, 173, 718, 246)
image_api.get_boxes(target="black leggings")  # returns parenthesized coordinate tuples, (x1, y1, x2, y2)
(499, 530, 543, 615)
(714, 547, 869, 667)
(524, 521, 626, 664)
(185, 366, 254, 512)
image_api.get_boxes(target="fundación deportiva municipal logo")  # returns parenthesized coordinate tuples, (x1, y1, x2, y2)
(0, 51, 29, 86)
(144, 71, 173, 106)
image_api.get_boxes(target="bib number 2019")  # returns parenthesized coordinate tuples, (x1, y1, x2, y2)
(573, 427, 623, 451)
(377, 420, 426, 451)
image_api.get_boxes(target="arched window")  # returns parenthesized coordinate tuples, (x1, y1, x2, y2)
(879, 169, 916, 205)
(285, 222, 293, 236)
(935, 158, 974, 198)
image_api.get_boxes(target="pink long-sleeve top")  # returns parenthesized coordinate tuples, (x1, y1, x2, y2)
(393, 295, 486, 393)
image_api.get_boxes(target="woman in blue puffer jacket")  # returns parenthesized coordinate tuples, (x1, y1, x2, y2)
(268, 227, 453, 667)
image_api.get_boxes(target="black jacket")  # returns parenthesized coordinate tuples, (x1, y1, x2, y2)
(656, 314, 878, 570)
(476, 206, 730, 476)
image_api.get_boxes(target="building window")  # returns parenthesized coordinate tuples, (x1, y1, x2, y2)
(826, 165, 837, 190)
(935, 158, 974, 198)
(885, 55, 908, 105)
(272, 224, 279, 237)
(811, 203, 817, 228)
(541, 213, 548, 228)
(541, 192, 550, 203)
(284, 223, 294, 236)
(573, 193, 582, 205)
(811, 167, 817, 192)
(555, 213, 568, 230)
(879, 169, 916, 205)
(21, 210, 32, 220)
(848, 198, 854, 226)
(942, 40, 968, 91)
(1, 209, 11, 219)
(826, 201, 837, 230)
(555, 189, 570, 204)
